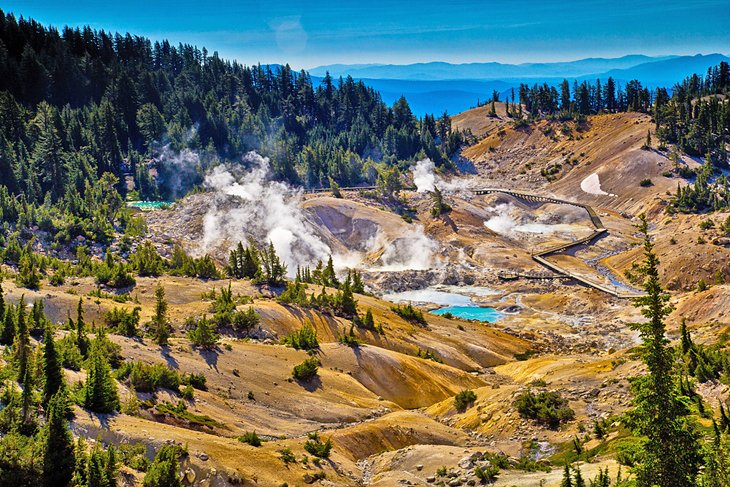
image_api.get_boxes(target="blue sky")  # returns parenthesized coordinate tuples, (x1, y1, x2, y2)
(3, 0, 729, 68)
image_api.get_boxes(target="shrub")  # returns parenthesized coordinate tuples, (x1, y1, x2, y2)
(390, 303, 426, 325)
(639, 178, 653, 187)
(415, 348, 442, 363)
(232, 306, 260, 331)
(475, 464, 500, 482)
(155, 401, 224, 429)
(292, 357, 320, 381)
(513, 390, 575, 429)
(118, 442, 150, 472)
(699, 219, 715, 230)
(122, 361, 181, 393)
(49, 271, 65, 286)
(278, 448, 297, 464)
(338, 330, 361, 347)
(180, 384, 194, 400)
(483, 452, 510, 469)
(283, 323, 319, 351)
(105, 306, 141, 337)
(454, 389, 477, 412)
(181, 372, 207, 390)
(239, 431, 263, 447)
(187, 316, 219, 349)
(143, 444, 184, 487)
(303, 432, 332, 458)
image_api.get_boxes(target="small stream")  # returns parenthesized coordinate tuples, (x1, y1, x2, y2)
(585, 249, 643, 294)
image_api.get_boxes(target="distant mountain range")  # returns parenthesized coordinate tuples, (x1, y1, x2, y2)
(310, 55, 680, 80)
(310, 54, 730, 116)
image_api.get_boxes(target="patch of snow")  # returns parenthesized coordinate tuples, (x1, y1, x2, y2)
(580, 173, 616, 196)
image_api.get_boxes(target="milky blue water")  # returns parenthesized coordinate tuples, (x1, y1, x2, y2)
(127, 201, 172, 210)
(381, 286, 505, 323)
(431, 306, 503, 322)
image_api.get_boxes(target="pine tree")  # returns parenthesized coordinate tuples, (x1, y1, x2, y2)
(259, 242, 286, 286)
(561, 464, 573, 487)
(82, 339, 119, 414)
(76, 297, 89, 357)
(338, 276, 357, 317)
(363, 308, 375, 330)
(626, 215, 701, 486)
(86, 442, 117, 487)
(42, 323, 64, 403)
(351, 270, 365, 294)
(42, 391, 76, 487)
(1, 302, 16, 345)
(0, 282, 5, 324)
(15, 295, 30, 382)
(322, 255, 339, 288)
(151, 284, 171, 346)
(241, 244, 261, 279)
(143, 445, 182, 487)
(188, 316, 219, 349)
(680, 319, 693, 354)
(573, 464, 585, 487)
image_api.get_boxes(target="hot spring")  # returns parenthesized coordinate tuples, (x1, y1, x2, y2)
(382, 286, 504, 323)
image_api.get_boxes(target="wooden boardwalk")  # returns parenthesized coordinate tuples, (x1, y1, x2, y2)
(474, 188, 644, 299)
(302, 184, 642, 298)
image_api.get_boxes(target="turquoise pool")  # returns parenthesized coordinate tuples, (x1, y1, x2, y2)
(127, 201, 172, 210)
(431, 305, 503, 323)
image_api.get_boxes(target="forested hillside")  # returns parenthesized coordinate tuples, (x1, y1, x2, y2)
(0, 10, 467, 244)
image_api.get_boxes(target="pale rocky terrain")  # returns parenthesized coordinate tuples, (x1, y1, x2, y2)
(4, 107, 728, 486)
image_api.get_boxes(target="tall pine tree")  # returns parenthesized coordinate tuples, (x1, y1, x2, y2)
(42, 391, 75, 487)
(626, 215, 701, 486)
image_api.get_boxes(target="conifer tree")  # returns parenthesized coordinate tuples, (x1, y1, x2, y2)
(0, 282, 4, 322)
(42, 391, 75, 487)
(338, 276, 357, 317)
(143, 445, 182, 487)
(573, 465, 585, 487)
(322, 255, 339, 288)
(82, 339, 119, 414)
(86, 442, 117, 487)
(188, 316, 219, 349)
(561, 464, 573, 487)
(1, 301, 16, 345)
(76, 298, 89, 357)
(150, 284, 171, 346)
(626, 215, 701, 486)
(42, 323, 64, 403)
(15, 295, 30, 382)
(351, 270, 365, 294)
(363, 308, 375, 330)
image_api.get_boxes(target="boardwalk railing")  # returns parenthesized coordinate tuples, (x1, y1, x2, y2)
(474, 188, 643, 299)
(302, 185, 642, 298)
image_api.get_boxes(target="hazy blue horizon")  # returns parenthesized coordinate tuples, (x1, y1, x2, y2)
(3, 0, 729, 70)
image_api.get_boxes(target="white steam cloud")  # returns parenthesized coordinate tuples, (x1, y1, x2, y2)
(201, 152, 441, 275)
(412, 158, 438, 193)
(484, 203, 587, 236)
(202, 152, 331, 275)
(370, 226, 440, 272)
(411, 158, 473, 194)
(154, 146, 204, 199)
